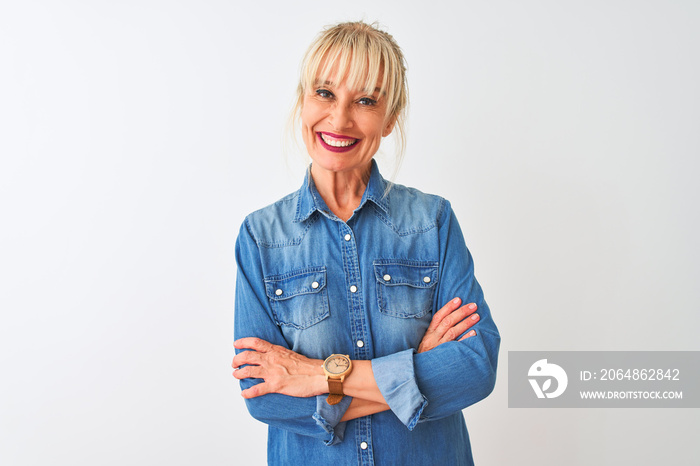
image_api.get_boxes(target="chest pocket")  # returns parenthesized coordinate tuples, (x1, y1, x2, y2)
(374, 260, 439, 318)
(264, 266, 329, 329)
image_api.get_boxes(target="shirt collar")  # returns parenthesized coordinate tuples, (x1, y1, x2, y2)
(294, 159, 390, 223)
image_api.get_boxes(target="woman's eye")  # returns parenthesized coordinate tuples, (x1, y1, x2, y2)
(358, 97, 377, 106)
(315, 89, 333, 98)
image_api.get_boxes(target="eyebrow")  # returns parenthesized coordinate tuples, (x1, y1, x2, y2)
(314, 80, 384, 96)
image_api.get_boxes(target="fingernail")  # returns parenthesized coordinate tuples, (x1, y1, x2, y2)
(468, 330, 476, 336)
(453, 298, 460, 304)
(471, 313, 479, 321)
(468, 303, 477, 310)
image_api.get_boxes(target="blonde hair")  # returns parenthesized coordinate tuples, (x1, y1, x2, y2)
(290, 21, 409, 170)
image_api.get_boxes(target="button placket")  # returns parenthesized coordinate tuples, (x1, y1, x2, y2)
(338, 221, 374, 465)
(338, 223, 369, 362)
(358, 416, 374, 465)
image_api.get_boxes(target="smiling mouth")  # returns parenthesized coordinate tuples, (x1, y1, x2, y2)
(318, 132, 359, 151)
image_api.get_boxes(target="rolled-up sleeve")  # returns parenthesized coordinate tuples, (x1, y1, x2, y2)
(234, 219, 350, 445)
(370, 199, 500, 428)
(371, 349, 428, 430)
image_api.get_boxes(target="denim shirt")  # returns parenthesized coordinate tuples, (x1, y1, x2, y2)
(234, 160, 500, 465)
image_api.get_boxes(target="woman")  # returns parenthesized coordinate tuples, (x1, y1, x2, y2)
(232, 21, 500, 465)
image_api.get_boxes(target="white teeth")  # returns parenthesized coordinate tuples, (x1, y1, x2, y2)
(321, 133, 358, 147)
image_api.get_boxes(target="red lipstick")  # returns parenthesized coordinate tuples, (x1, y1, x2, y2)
(317, 132, 360, 153)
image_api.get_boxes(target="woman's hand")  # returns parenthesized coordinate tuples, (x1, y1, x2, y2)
(417, 297, 479, 353)
(232, 337, 326, 399)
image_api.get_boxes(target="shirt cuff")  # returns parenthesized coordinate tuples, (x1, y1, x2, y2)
(372, 349, 428, 430)
(313, 394, 351, 446)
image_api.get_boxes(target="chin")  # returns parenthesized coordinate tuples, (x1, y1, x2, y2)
(311, 156, 367, 175)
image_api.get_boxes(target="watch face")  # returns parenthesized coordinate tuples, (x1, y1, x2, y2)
(324, 355, 350, 375)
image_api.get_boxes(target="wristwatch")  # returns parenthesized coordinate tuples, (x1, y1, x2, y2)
(322, 354, 353, 405)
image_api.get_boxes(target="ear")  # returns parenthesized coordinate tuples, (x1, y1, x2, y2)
(382, 115, 397, 137)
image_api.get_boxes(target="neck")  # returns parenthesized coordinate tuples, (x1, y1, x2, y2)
(310, 163, 372, 222)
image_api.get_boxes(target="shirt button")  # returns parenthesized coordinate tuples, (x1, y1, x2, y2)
(423, 276, 431, 283)
(383, 274, 391, 282)
(356, 340, 364, 348)
(350, 285, 357, 293)
(275, 289, 283, 296)
(360, 441, 368, 450)
(344, 234, 351, 241)
(311, 281, 319, 289)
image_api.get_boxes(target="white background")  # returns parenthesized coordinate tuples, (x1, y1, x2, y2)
(1, 1, 698, 465)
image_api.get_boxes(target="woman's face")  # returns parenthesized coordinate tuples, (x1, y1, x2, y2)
(301, 71, 395, 177)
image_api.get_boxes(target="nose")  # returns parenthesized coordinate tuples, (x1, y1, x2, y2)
(328, 102, 353, 131)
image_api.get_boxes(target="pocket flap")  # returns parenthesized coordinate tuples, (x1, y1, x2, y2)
(265, 267, 327, 301)
(373, 260, 438, 288)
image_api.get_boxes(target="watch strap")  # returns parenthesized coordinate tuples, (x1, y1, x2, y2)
(326, 378, 344, 405)
(326, 393, 344, 405)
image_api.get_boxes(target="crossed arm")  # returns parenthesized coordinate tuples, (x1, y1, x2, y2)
(232, 296, 481, 422)
(233, 201, 499, 437)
